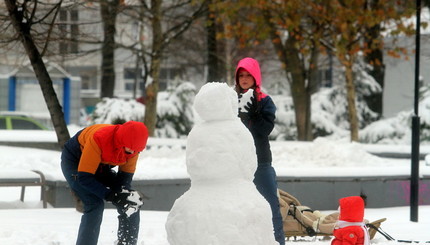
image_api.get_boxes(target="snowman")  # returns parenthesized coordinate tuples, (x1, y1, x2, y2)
(165, 82, 277, 245)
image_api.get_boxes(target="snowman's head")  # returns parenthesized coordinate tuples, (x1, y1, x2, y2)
(186, 82, 257, 182)
(193, 82, 237, 122)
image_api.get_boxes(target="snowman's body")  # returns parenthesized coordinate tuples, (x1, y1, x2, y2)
(165, 83, 277, 245)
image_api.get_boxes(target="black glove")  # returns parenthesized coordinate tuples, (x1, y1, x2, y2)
(239, 93, 258, 121)
(106, 189, 144, 216)
(106, 190, 133, 208)
(243, 94, 257, 116)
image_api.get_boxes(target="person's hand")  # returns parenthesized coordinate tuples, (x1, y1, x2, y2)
(243, 94, 257, 116)
(106, 189, 131, 207)
(238, 89, 254, 114)
(106, 189, 144, 216)
(238, 90, 257, 119)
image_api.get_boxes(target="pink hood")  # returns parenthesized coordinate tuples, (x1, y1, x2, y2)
(235, 57, 267, 101)
(235, 57, 262, 88)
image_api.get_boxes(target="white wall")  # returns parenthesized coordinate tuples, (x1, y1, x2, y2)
(383, 34, 430, 118)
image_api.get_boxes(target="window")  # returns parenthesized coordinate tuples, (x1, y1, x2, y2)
(125, 82, 145, 91)
(318, 69, 333, 88)
(0, 118, 6, 129)
(58, 8, 79, 54)
(160, 68, 182, 81)
(70, 24, 79, 53)
(59, 42, 68, 55)
(124, 68, 144, 91)
(69, 66, 98, 90)
(59, 10, 67, 21)
(159, 67, 182, 91)
(11, 118, 43, 130)
(71, 10, 79, 21)
(124, 68, 142, 80)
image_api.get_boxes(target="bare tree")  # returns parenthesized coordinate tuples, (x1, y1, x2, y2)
(205, 0, 226, 83)
(119, 0, 208, 135)
(4, 0, 70, 147)
(100, 0, 120, 98)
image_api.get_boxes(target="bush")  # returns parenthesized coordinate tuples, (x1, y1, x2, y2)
(90, 98, 145, 124)
(155, 81, 196, 138)
(89, 80, 196, 138)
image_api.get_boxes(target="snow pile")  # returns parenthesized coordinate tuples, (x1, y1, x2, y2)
(360, 87, 430, 144)
(91, 98, 145, 124)
(272, 138, 387, 168)
(156, 82, 196, 138)
(89, 81, 196, 138)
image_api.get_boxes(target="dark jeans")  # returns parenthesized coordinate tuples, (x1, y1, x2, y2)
(254, 164, 285, 245)
(61, 161, 140, 245)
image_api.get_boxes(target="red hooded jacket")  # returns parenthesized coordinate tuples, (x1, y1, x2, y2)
(332, 196, 367, 245)
(77, 121, 148, 174)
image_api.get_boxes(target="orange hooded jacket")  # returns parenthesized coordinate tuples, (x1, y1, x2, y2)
(77, 121, 148, 174)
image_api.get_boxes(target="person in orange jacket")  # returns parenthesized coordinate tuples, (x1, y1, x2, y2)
(332, 195, 370, 245)
(61, 121, 148, 245)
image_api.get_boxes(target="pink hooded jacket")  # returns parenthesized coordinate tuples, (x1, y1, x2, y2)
(234, 57, 276, 165)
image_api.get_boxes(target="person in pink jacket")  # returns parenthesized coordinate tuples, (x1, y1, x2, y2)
(235, 57, 285, 245)
(332, 196, 370, 245)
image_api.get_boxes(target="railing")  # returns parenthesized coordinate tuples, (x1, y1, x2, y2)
(0, 170, 48, 208)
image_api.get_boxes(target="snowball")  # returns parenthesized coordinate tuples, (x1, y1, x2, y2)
(238, 89, 254, 113)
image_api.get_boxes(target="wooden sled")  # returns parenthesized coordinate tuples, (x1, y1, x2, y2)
(367, 218, 387, 240)
(278, 189, 387, 240)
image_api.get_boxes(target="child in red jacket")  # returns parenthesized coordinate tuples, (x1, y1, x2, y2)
(331, 196, 370, 245)
(61, 121, 148, 245)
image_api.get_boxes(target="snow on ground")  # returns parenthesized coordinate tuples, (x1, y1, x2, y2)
(0, 197, 429, 245)
(1, 128, 430, 244)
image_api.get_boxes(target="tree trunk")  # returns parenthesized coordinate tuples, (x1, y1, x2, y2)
(282, 36, 313, 141)
(289, 66, 312, 141)
(5, 0, 70, 148)
(206, 0, 219, 83)
(144, 57, 161, 136)
(344, 58, 359, 142)
(364, 23, 384, 117)
(262, 10, 313, 141)
(144, 0, 163, 136)
(100, 0, 119, 98)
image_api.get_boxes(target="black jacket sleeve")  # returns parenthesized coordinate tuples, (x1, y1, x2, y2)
(240, 96, 276, 164)
(77, 171, 111, 199)
(242, 96, 276, 137)
(116, 171, 134, 190)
